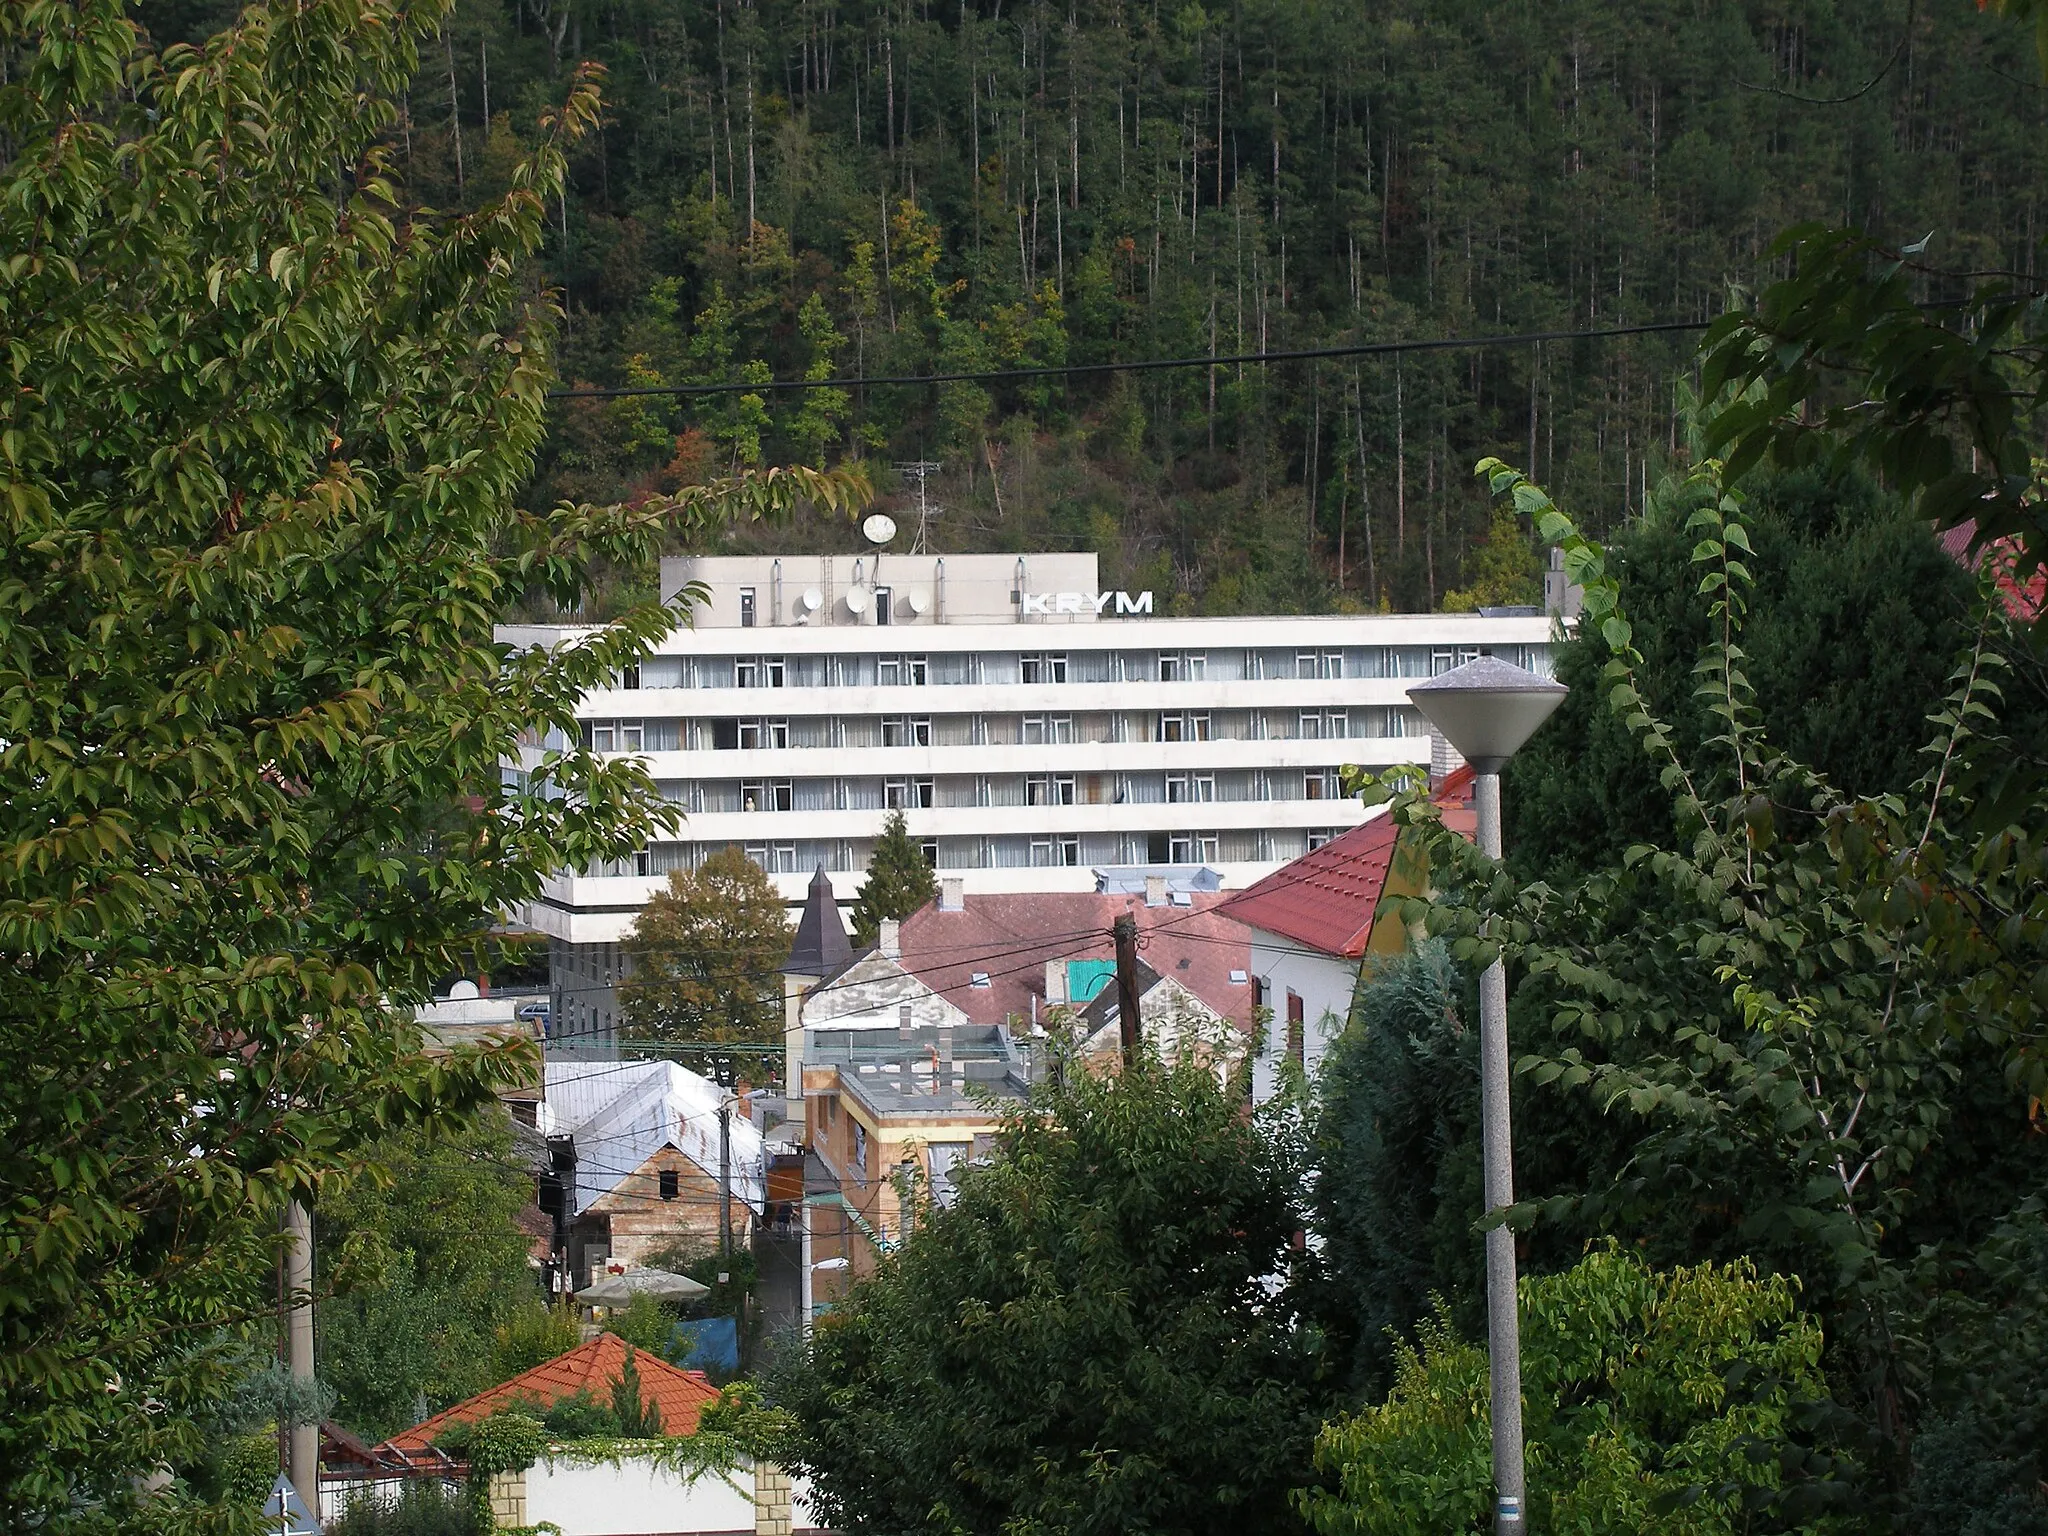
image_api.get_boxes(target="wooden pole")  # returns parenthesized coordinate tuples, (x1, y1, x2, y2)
(1112, 914, 1142, 1068)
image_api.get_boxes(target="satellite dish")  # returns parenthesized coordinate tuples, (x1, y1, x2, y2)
(798, 587, 823, 612)
(862, 513, 897, 545)
(448, 980, 480, 1000)
(905, 590, 929, 615)
(845, 584, 873, 613)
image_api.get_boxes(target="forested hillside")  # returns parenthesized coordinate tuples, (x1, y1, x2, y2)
(151, 0, 2048, 611)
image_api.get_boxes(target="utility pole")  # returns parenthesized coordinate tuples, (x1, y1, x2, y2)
(283, 1201, 318, 1518)
(717, 1095, 733, 1263)
(1112, 914, 1142, 1068)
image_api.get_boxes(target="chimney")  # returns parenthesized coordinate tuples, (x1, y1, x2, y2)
(879, 918, 900, 958)
(897, 1002, 913, 1041)
(939, 876, 965, 912)
(1144, 875, 1168, 907)
(1430, 728, 1466, 790)
(1044, 960, 1068, 1007)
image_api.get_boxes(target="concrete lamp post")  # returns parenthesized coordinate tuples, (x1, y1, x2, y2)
(1408, 655, 1568, 1535)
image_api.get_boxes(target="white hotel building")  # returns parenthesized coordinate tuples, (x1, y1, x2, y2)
(501, 551, 1555, 1041)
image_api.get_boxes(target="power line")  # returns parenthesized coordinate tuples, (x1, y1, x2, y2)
(545, 319, 1712, 400)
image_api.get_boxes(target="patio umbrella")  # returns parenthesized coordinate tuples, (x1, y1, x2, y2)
(575, 1267, 709, 1306)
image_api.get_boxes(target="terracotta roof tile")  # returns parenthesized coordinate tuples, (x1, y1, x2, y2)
(1216, 766, 1475, 958)
(375, 1332, 719, 1454)
(896, 892, 1254, 1032)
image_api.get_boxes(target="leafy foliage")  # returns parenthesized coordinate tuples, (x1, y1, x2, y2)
(780, 1044, 1328, 1535)
(318, 1116, 548, 1440)
(327, 1482, 480, 1536)
(619, 846, 793, 1077)
(1504, 466, 1988, 880)
(1373, 457, 2048, 1520)
(187, 0, 2047, 614)
(1311, 942, 1482, 1388)
(608, 1346, 666, 1439)
(0, 0, 866, 1518)
(849, 809, 937, 948)
(1300, 1246, 1847, 1536)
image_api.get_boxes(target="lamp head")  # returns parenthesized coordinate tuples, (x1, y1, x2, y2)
(1407, 654, 1568, 771)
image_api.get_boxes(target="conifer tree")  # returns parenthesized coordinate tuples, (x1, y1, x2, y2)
(852, 811, 937, 947)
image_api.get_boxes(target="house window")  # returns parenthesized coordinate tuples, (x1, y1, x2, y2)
(852, 1122, 869, 1187)
(882, 716, 932, 747)
(1021, 654, 1068, 684)
(1286, 991, 1306, 1069)
(659, 1168, 679, 1201)
(739, 587, 757, 628)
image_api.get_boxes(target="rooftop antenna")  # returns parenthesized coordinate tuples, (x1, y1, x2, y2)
(894, 461, 943, 554)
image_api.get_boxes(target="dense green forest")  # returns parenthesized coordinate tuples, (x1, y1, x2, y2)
(144, 0, 2048, 611)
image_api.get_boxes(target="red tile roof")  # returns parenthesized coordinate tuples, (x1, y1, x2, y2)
(375, 1332, 719, 1454)
(897, 892, 1254, 1032)
(1941, 518, 2044, 620)
(1216, 767, 1475, 958)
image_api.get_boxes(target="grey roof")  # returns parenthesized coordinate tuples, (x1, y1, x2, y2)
(783, 865, 854, 977)
(1077, 959, 1162, 1029)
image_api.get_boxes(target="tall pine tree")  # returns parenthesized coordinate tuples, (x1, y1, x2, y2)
(852, 811, 937, 947)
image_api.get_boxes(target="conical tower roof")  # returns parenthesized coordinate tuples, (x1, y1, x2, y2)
(783, 865, 853, 978)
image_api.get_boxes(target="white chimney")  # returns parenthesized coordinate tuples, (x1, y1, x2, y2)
(1144, 875, 1168, 907)
(879, 918, 900, 958)
(939, 877, 965, 912)
(1430, 728, 1466, 789)
(1044, 960, 1068, 1006)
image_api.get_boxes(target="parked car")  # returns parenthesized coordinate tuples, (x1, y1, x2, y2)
(516, 999, 552, 1033)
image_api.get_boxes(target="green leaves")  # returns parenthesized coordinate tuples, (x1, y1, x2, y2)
(0, 0, 868, 1520)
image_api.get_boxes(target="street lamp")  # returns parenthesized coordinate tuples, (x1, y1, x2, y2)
(1408, 655, 1568, 1536)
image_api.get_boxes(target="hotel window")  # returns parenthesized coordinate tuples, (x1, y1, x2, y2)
(737, 718, 790, 749)
(1020, 653, 1069, 684)
(1167, 833, 1220, 864)
(882, 716, 932, 747)
(878, 655, 930, 686)
(1296, 650, 1343, 680)
(769, 843, 799, 873)
(873, 585, 893, 625)
(1158, 712, 1212, 743)
(1304, 770, 1340, 801)
(1431, 647, 1479, 677)
(920, 838, 939, 866)
(1158, 651, 1207, 681)
(1025, 775, 1076, 806)
(1166, 772, 1216, 803)
(885, 778, 935, 810)
(735, 657, 787, 689)
(1022, 715, 1075, 745)
(1307, 828, 1339, 850)
(620, 664, 640, 690)
(1029, 836, 1081, 867)
(740, 780, 794, 812)
(739, 587, 757, 628)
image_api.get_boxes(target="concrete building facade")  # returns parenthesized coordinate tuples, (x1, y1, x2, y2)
(499, 551, 1552, 1044)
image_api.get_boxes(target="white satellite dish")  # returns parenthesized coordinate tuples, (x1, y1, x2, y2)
(845, 584, 873, 613)
(862, 513, 898, 545)
(448, 980, 480, 1000)
(905, 590, 929, 615)
(798, 587, 823, 612)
